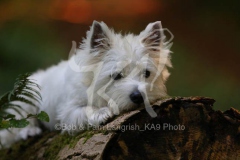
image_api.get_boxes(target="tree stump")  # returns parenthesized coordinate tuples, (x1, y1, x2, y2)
(0, 97, 239, 160)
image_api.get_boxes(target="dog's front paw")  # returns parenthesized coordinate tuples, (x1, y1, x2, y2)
(88, 107, 113, 126)
(18, 126, 42, 140)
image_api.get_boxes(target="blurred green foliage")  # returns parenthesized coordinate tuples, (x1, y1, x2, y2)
(168, 44, 240, 110)
(0, 21, 67, 93)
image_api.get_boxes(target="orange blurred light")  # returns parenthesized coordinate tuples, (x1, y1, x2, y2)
(49, 0, 160, 24)
(0, 0, 161, 24)
(49, 0, 92, 23)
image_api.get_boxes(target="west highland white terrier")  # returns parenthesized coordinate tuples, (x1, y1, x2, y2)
(0, 21, 172, 148)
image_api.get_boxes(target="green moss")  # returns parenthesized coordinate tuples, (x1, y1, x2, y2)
(42, 130, 97, 159)
(0, 128, 113, 159)
(0, 131, 57, 160)
(43, 133, 73, 159)
(0, 131, 86, 160)
(69, 130, 98, 147)
(82, 131, 95, 144)
(101, 129, 110, 135)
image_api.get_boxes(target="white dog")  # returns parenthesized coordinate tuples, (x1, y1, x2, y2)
(0, 21, 172, 148)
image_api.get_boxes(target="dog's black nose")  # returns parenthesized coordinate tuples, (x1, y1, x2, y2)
(130, 90, 144, 104)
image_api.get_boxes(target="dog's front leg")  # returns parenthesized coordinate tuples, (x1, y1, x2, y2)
(85, 106, 114, 126)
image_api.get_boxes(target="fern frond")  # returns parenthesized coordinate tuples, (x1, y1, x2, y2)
(19, 90, 41, 103)
(8, 106, 25, 117)
(0, 73, 43, 129)
(3, 73, 41, 108)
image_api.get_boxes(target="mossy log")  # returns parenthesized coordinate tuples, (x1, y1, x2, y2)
(0, 97, 240, 160)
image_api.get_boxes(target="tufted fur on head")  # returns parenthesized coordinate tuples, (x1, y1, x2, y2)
(72, 21, 172, 114)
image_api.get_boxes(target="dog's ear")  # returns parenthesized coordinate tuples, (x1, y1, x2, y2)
(141, 21, 163, 51)
(89, 21, 111, 52)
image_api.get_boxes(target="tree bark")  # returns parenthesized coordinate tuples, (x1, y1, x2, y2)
(0, 97, 240, 160)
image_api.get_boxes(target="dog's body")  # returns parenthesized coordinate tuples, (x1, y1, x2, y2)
(0, 21, 172, 148)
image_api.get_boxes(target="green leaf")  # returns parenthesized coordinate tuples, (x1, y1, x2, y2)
(0, 120, 11, 129)
(9, 119, 29, 128)
(5, 114, 16, 119)
(37, 111, 49, 122)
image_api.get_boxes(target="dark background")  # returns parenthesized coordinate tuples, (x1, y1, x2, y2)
(0, 0, 239, 111)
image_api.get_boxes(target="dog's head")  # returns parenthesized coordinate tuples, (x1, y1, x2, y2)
(79, 21, 172, 114)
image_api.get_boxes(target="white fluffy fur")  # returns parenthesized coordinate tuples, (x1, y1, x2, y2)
(0, 21, 172, 148)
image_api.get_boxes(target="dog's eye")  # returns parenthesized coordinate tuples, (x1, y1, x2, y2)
(112, 73, 124, 80)
(144, 70, 151, 78)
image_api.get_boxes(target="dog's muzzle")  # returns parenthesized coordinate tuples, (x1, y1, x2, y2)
(130, 90, 144, 104)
